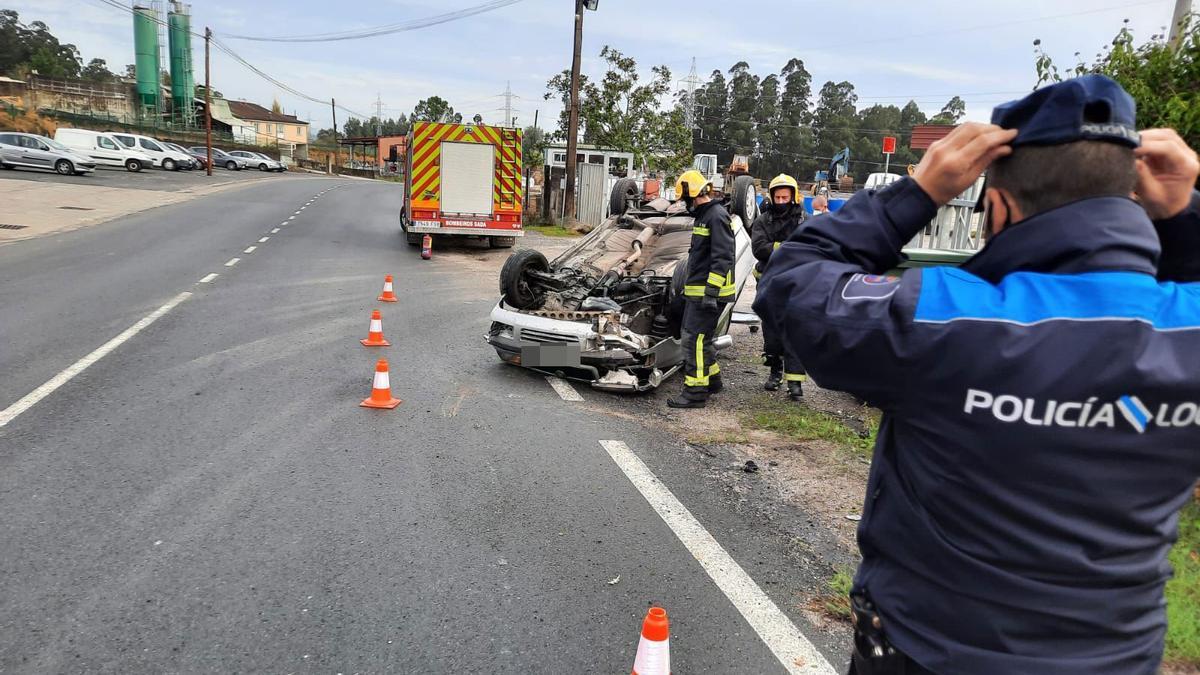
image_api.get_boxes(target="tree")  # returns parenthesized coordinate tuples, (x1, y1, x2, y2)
(929, 95, 965, 124)
(522, 124, 545, 166)
(412, 96, 461, 123)
(543, 46, 690, 171)
(753, 73, 781, 175)
(271, 98, 282, 114)
(812, 80, 859, 177)
(123, 63, 136, 79)
(776, 58, 815, 180)
(694, 69, 728, 159)
(80, 58, 116, 82)
(725, 61, 760, 156)
(1033, 17, 1200, 153)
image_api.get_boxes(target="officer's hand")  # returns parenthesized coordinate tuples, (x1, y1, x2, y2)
(1134, 128, 1199, 220)
(912, 123, 1018, 206)
(701, 295, 718, 311)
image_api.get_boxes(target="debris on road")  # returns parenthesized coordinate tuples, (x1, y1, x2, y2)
(743, 460, 759, 473)
(607, 575, 620, 586)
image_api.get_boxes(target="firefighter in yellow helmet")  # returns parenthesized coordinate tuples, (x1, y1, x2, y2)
(667, 169, 736, 409)
(750, 174, 808, 399)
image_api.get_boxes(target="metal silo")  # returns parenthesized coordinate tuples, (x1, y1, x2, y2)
(167, 2, 195, 126)
(133, 5, 160, 115)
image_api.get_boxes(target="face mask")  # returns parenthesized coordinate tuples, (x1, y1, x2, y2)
(812, 208, 827, 215)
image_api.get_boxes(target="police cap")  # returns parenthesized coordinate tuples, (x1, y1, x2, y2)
(991, 74, 1140, 148)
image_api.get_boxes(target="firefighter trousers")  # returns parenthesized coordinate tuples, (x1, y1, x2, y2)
(680, 300, 722, 389)
(762, 319, 806, 383)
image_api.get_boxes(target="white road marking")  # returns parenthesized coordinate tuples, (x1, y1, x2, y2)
(299, 206, 306, 210)
(287, 216, 295, 221)
(545, 376, 584, 402)
(258, 236, 269, 243)
(293, 211, 301, 215)
(597, 440, 837, 675)
(198, 273, 218, 283)
(270, 228, 280, 234)
(0, 292, 192, 428)
(243, 246, 257, 254)
(224, 257, 240, 267)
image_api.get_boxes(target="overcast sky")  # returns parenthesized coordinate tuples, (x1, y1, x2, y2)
(5, 0, 1179, 133)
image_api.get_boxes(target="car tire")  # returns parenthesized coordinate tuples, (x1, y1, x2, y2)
(125, 159, 142, 172)
(259, 163, 268, 171)
(489, 236, 516, 249)
(226, 160, 237, 171)
(55, 159, 74, 176)
(609, 177, 639, 216)
(499, 249, 549, 310)
(731, 174, 757, 225)
(163, 158, 176, 171)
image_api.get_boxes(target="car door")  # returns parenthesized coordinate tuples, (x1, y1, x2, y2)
(18, 136, 55, 169)
(0, 133, 19, 165)
(93, 135, 125, 165)
(138, 138, 166, 165)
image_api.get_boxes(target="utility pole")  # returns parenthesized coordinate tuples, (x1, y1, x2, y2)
(1169, 0, 1193, 50)
(331, 98, 339, 170)
(525, 109, 538, 217)
(204, 27, 212, 177)
(563, 0, 586, 223)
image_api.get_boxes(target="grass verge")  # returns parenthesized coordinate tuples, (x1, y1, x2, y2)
(809, 568, 854, 622)
(1165, 499, 1200, 668)
(524, 223, 581, 238)
(741, 393, 878, 459)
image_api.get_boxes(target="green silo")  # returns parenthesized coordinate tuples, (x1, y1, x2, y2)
(133, 5, 160, 114)
(167, 3, 195, 126)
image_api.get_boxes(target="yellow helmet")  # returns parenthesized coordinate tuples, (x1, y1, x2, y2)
(768, 174, 800, 203)
(675, 169, 712, 200)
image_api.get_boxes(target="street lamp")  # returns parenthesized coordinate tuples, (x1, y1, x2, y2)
(563, 0, 597, 223)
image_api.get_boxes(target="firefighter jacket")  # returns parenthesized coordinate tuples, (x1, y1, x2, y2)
(683, 199, 736, 302)
(754, 178, 1200, 675)
(750, 204, 806, 276)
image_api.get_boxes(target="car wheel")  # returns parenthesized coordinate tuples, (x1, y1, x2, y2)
(163, 158, 176, 171)
(731, 175, 758, 225)
(489, 236, 516, 249)
(499, 249, 549, 310)
(125, 159, 142, 172)
(609, 177, 639, 216)
(55, 159, 74, 175)
(226, 160, 237, 171)
(259, 163, 268, 171)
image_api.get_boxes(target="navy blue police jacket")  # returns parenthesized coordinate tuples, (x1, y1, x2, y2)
(754, 178, 1200, 675)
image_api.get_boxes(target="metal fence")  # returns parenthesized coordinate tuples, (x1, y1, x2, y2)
(906, 175, 987, 251)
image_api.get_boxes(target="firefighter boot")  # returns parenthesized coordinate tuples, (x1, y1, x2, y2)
(787, 379, 804, 401)
(763, 354, 782, 391)
(668, 386, 710, 409)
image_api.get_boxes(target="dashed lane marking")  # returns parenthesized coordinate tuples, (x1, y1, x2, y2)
(545, 376, 584, 402)
(0, 292, 193, 428)
(597, 440, 838, 675)
(258, 237, 269, 243)
(225, 257, 240, 267)
(243, 246, 257, 254)
(270, 228, 280, 234)
(287, 216, 295, 221)
(198, 273, 218, 283)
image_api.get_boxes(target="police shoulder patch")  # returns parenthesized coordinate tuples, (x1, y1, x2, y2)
(842, 272, 902, 300)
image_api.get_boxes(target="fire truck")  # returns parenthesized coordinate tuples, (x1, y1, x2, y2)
(399, 122, 524, 249)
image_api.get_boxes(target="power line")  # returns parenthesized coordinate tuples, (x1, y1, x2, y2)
(224, 0, 526, 42)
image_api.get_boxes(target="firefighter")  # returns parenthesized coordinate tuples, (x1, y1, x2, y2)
(755, 75, 1200, 675)
(751, 174, 807, 398)
(667, 169, 736, 409)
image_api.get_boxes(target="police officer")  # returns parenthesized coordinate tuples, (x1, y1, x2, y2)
(668, 169, 736, 409)
(755, 75, 1200, 674)
(751, 174, 807, 398)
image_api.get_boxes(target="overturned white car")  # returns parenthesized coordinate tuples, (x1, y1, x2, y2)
(486, 177, 759, 392)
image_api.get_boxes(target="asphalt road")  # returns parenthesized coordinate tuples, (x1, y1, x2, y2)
(0, 161, 288, 191)
(0, 178, 846, 673)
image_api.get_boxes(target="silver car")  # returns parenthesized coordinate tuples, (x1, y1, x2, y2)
(486, 177, 760, 392)
(229, 150, 285, 172)
(0, 132, 97, 175)
(191, 147, 250, 171)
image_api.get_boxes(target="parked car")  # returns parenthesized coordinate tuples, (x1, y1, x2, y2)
(162, 142, 202, 169)
(109, 132, 192, 171)
(228, 150, 285, 172)
(485, 178, 759, 393)
(54, 129, 151, 172)
(191, 146, 250, 171)
(0, 132, 97, 175)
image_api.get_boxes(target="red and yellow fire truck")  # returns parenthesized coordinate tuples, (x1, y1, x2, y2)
(400, 122, 524, 249)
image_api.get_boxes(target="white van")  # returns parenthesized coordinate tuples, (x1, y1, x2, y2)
(109, 132, 192, 171)
(54, 128, 152, 172)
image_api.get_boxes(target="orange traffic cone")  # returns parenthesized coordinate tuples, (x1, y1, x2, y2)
(360, 309, 391, 347)
(360, 358, 402, 409)
(631, 606, 670, 675)
(377, 274, 398, 302)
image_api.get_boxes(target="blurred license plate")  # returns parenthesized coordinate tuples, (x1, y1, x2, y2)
(520, 342, 581, 368)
